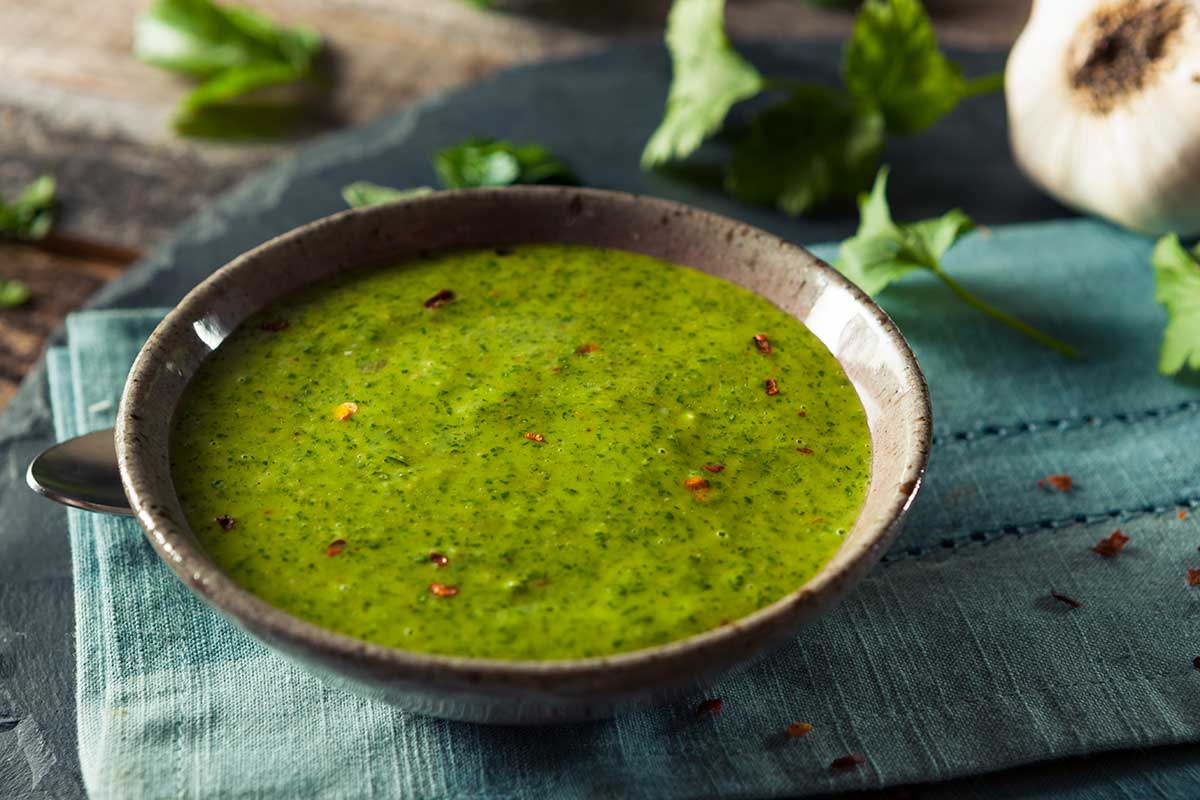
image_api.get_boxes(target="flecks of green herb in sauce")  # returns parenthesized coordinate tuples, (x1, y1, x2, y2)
(171, 244, 871, 660)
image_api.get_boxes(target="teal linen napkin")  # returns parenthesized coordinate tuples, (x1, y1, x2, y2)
(51, 219, 1200, 799)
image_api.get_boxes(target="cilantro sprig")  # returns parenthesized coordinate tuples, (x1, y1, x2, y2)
(0, 176, 56, 242)
(644, 0, 1001, 215)
(434, 138, 576, 189)
(342, 138, 575, 208)
(640, 0, 764, 168)
(134, 0, 323, 138)
(837, 168, 1079, 358)
(1150, 234, 1200, 375)
(0, 176, 53, 309)
(842, 0, 1002, 136)
(341, 183, 433, 208)
(0, 280, 30, 309)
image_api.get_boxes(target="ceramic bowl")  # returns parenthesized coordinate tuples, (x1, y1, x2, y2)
(116, 186, 931, 724)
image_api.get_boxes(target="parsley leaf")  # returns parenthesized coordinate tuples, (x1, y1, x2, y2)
(0, 279, 30, 309)
(342, 137, 574, 207)
(341, 183, 434, 208)
(0, 176, 56, 242)
(1151, 234, 1200, 375)
(433, 138, 576, 188)
(134, 0, 322, 137)
(842, 0, 987, 135)
(643, 0, 1001, 216)
(640, 0, 764, 168)
(725, 86, 884, 216)
(837, 168, 1078, 357)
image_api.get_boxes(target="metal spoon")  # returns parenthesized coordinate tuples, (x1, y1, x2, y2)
(26, 428, 132, 515)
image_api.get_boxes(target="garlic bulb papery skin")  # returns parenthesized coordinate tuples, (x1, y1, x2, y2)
(1007, 0, 1200, 236)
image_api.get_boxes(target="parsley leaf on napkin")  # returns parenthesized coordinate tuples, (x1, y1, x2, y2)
(134, 0, 322, 137)
(843, 0, 1001, 135)
(725, 86, 884, 216)
(434, 138, 576, 188)
(1150, 234, 1200, 375)
(640, 0, 764, 168)
(837, 168, 1079, 357)
(341, 183, 434, 208)
(0, 175, 56, 242)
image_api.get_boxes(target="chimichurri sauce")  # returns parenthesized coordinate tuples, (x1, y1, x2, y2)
(171, 245, 871, 660)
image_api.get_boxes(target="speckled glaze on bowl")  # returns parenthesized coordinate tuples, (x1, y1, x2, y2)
(116, 186, 931, 724)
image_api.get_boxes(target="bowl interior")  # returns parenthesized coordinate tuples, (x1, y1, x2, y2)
(118, 186, 929, 681)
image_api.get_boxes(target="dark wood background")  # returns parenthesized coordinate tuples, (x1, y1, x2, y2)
(0, 0, 1031, 409)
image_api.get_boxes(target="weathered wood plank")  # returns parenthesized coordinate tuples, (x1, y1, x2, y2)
(0, 240, 135, 408)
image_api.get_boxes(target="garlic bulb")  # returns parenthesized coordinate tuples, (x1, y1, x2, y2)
(1006, 0, 1200, 236)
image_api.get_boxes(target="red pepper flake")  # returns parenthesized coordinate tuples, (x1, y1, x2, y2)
(325, 539, 347, 557)
(1180, 510, 1189, 520)
(786, 722, 813, 738)
(429, 581, 459, 598)
(702, 464, 725, 473)
(797, 410, 807, 417)
(830, 753, 865, 771)
(1090, 529, 1130, 557)
(523, 432, 545, 443)
(1050, 590, 1082, 609)
(334, 401, 359, 421)
(684, 476, 710, 492)
(753, 334, 772, 354)
(214, 515, 236, 531)
(259, 319, 289, 332)
(423, 289, 456, 309)
(764, 378, 780, 396)
(696, 698, 723, 716)
(796, 447, 814, 455)
(1188, 568, 1200, 587)
(429, 552, 449, 567)
(575, 343, 599, 355)
(1038, 474, 1074, 492)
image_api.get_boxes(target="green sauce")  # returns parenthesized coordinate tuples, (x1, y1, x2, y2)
(172, 245, 871, 660)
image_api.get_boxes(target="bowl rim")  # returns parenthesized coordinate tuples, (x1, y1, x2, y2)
(116, 185, 932, 681)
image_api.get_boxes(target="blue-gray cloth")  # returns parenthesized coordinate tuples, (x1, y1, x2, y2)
(50, 219, 1200, 799)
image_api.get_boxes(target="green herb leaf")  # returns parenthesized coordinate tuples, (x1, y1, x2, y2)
(134, 0, 322, 138)
(843, 0, 998, 136)
(0, 279, 30, 309)
(837, 168, 1078, 357)
(641, 0, 764, 168)
(1151, 234, 1200, 375)
(725, 86, 884, 217)
(433, 138, 576, 188)
(342, 183, 435, 208)
(836, 168, 973, 294)
(836, 169, 920, 294)
(135, 0, 319, 76)
(0, 176, 56, 241)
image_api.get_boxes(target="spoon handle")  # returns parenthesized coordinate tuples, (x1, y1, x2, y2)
(26, 428, 133, 516)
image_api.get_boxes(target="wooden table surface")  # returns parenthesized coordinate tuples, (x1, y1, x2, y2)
(0, 0, 1030, 410)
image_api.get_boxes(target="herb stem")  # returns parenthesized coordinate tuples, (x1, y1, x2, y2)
(932, 267, 1080, 358)
(961, 72, 1004, 99)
